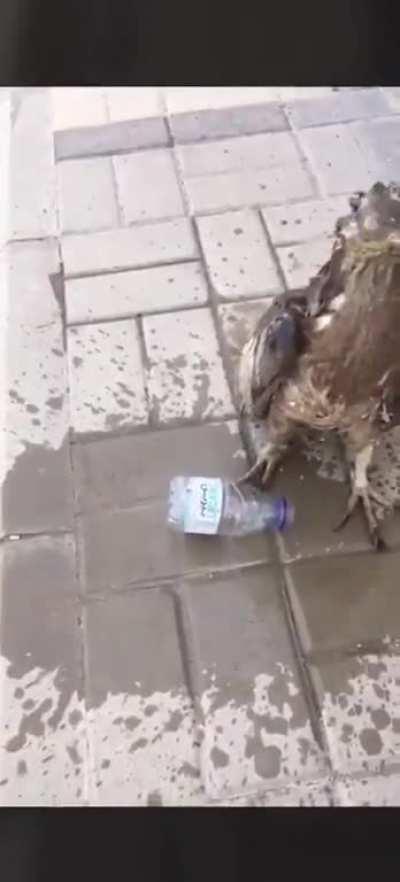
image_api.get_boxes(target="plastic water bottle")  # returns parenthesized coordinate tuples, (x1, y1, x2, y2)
(167, 476, 294, 536)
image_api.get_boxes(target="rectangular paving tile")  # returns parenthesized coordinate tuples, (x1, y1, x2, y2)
(1, 321, 73, 535)
(67, 321, 148, 434)
(65, 262, 208, 324)
(197, 209, 283, 300)
(309, 652, 400, 777)
(113, 149, 185, 224)
(170, 102, 288, 143)
(277, 238, 333, 290)
(62, 218, 197, 277)
(262, 195, 349, 246)
(178, 131, 316, 213)
(248, 424, 371, 561)
(0, 535, 86, 806)
(55, 118, 169, 161)
(285, 88, 391, 129)
(353, 118, 400, 183)
(73, 421, 246, 513)
(10, 90, 57, 239)
(298, 123, 382, 196)
(57, 157, 119, 233)
(79, 501, 275, 593)
(85, 588, 202, 805)
(143, 307, 234, 424)
(287, 552, 400, 655)
(220, 780, 332, 806)
(184, 566, 326, 800)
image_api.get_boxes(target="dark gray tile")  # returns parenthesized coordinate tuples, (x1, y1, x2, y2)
(73, 421, 246, 513)
(2, 440, 74, 535)
(170, 103, 289, 143)
(54, 117, 169, 160)
(184, 566, 326, 798)
(79, 500, 275, 592)
(288, 552, 400, 655)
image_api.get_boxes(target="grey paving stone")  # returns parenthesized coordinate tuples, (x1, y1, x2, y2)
(67, 321, 148, 434)
(113, 149, 185, 224)
(10, 90, 57, 239)
(249, 425, 371, 561)
(72, 420, 246, 513)
(178, 131, 316, 213)
(0, 535, 86, 806)
(262, 195, 349, 246)
(353, 117, 400, 183)
(54, 117, 169, 161)
(143, 307, 234, 424)
(58, 156, 119, 233)
(79, 501, 275, 593)
(310, 652, 400, 776)
(287, 552, 400, 655)
(298, 123, 383, 196)
(62, 218, 197, 277)
(5, 238, 61, 328)
(85, 588, 202, 805)
(334, 771, 400, 806)
(170, 102, 289, 143)
(184, 566, 326, 799)
(65, 261, 208, 324)
(197, 209, 283, 300)
(277, 238, 333, 290)
(2, 321, 73, 535)
(285, 88, 391, 129)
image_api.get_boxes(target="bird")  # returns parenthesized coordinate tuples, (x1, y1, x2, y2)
(237, 182, 400, 550)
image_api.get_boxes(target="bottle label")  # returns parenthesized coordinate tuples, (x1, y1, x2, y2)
(184, 477, 223, 534)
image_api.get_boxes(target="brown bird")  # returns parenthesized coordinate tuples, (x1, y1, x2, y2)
(237, 182, 400, 550)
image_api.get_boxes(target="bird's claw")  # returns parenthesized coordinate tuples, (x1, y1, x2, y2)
(333, 485, 387, 552)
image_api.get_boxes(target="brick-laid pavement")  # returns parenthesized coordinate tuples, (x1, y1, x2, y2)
(2, 87, 400, 806)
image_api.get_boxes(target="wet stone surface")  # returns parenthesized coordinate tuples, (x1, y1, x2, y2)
(143, 307, 234, 424)
(184, 566, 326, 799)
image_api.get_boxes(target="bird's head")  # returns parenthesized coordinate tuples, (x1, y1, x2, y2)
(334, 181, 400, 244)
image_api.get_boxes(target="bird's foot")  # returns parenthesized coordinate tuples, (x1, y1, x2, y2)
(237, 456, 276, 487)
(334, 484, 387, 552)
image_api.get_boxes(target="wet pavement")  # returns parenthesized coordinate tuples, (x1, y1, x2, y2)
(1, 87, 400, 805)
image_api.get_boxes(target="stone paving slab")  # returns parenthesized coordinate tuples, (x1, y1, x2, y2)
(178, 131, 317, 214)
(285, 88, 391, 130)
(85, 588, 203, 806)
(67, 321, 148, 434)
(310, 652, 400, 777)
(55, 118, 169, 162)
(72, 421, 246, 512)
(57, 156, 119, 233)
(61, 218, 197, 277)
(143, 307, 234, 424)
(185, 566, 327, 799)
(262, 195, 349, 246)
(65, 261, 208, 325)
(113, 149, 185, 224)
(277, 239, 334, 291)
(298, 123, 383, 196)
(287, 553, 400, 655)
(169, 102, 289, 144)
(197, 209, 283, 301)
(0, 535, 86, 806)
(219, 779, 332, 806)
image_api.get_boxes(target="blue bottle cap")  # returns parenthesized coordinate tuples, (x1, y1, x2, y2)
(275, 497, 295, 531)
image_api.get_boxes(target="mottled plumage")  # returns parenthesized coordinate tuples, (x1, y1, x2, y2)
(238, 182, 400, 549)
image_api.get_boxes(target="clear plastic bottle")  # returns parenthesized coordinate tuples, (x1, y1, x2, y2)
(167, 476, 294, 536)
